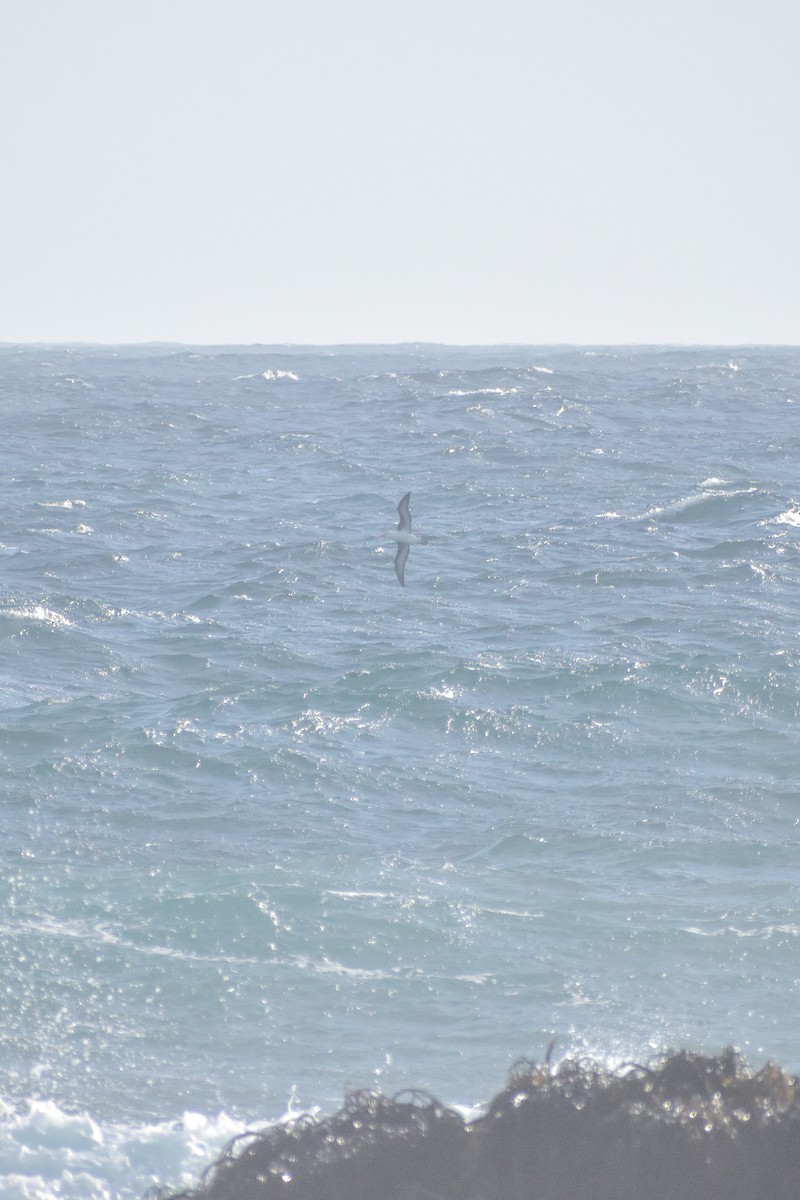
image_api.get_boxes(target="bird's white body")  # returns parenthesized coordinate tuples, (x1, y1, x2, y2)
(388, 529, 421, 546)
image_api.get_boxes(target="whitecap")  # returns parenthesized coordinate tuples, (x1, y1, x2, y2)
(772, 508, 800, 527)
(421, 684, 462, 701)
(3, 605, 71, 628)
(56, 375, 94, 388)
(447, 387, 519, 397)
(0, 1099, 249, 1200)
(683, 924, 800, 939)
(287, 954, 397, 981)
(326, 890, 392, 901)
(233, 369, 299, 382)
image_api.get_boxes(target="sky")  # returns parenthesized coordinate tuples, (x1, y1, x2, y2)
(1, 0, 798, 345)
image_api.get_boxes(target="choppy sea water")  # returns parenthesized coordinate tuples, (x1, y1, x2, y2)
(1, 343, 799, 1198)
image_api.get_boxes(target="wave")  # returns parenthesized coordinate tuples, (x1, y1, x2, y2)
(683, 923, 800, 940)
(446, 387, 520, 397)
(0, 1100, 249, 1200)
(233, 369, 299, 382)
(1, 605, 72, 629)
(771, 508, 800, 527)
(636, 486, 759, 523)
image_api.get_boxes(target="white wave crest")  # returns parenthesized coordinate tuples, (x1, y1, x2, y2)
(3, 605, 71, 628)
(447, 387, 519, 397)
(683, 923, 800, 939)
(234, 369, 300, 382)
(772, 508, 800, 527)
(0, 1100, 249, 1200)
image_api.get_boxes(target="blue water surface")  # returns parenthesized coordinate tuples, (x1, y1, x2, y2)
(1, 344, 799, 1197)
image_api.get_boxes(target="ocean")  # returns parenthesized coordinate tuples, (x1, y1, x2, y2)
(1, 343, 799, 1198)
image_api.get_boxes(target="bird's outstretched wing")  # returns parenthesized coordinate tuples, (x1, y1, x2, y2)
(395, 543, 409, 586)
(397, 492, 412, 532)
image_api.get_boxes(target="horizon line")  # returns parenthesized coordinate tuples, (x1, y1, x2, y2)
(2, 339, 799, 350)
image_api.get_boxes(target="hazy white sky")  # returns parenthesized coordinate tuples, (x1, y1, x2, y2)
(1, 0, 798, 344)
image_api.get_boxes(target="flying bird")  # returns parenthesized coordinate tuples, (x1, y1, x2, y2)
(387, 491, 424, 586)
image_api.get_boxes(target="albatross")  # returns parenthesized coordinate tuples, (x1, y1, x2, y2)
(388, 491, 424, 586)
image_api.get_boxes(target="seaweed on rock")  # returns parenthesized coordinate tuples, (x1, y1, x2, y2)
(153, 1049, 800, 1200)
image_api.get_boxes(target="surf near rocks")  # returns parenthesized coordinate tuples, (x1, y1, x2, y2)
(153, 1047, 800, 1199)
